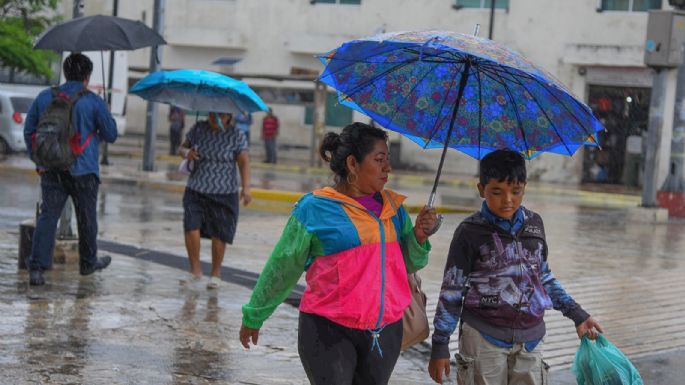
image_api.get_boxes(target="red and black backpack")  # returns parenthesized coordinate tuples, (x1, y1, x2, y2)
(31, 87, 94, 170)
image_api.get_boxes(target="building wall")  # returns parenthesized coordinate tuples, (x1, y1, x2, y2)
(74, 0, 670, 183)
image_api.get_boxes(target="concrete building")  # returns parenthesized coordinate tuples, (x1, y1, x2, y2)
(71, 0, 673, 185)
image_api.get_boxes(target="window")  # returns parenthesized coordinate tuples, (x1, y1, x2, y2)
(304, 93, 353, 127)
(314, 0, 361, 4)
(600, 0, 662, 11)
(254, 87, 314, 105)
(455, 0, 508, 9)
(10, 97, 33, 113)
(0, 64, 59, 86)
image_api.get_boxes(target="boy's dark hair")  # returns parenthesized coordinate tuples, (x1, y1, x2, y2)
(479, 149, 527, 185)
(319, 122, 388, 183)
(63, 53, 93, 82)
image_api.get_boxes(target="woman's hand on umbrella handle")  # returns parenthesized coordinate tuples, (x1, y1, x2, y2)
(241, 187, 252, 206)
(239, 325, 260, 349)
(414, 206, 438, 244)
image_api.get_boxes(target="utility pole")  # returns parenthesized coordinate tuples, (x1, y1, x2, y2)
(660, 57, 685, 193)
(488, 0, 496, 39)
(142, 0, 165, 171)
(100, 0, 119, 166)
(657, 3, 685, 216)
(642, 9, 684, 212)
(642, 69, 670, 207)
(57, 0, 85, 239)
(310, 81, 326, 167)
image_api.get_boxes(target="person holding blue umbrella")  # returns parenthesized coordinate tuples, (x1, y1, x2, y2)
(318, 30, 609, 385)
(178, 111, 251, 290)
(130, 69, 267, 289)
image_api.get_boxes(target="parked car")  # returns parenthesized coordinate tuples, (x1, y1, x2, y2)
(0, 90, 33, 155)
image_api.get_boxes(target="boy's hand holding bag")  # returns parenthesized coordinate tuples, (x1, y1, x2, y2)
(572, 334, 643, 385)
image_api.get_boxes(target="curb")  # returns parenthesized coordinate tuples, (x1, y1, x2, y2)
(106, 150, 641, 205)
(0, 164, 473, 214)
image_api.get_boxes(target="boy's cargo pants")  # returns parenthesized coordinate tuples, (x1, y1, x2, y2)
(456, 322, 549, 385)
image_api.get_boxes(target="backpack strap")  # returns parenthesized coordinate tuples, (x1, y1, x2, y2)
(67, 89, 96, 155)
(69, 130, 95, 155)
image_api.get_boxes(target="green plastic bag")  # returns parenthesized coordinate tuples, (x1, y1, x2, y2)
(571, 335, 643, 385)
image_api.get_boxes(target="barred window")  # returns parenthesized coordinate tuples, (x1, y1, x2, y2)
(314, 0, 361, 4)
(455, 0, 508, 9)
(600, 0, 662, 11)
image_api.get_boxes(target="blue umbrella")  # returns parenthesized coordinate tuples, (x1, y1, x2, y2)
(130, 69, 268, 114)
(319, 31, 605, 206)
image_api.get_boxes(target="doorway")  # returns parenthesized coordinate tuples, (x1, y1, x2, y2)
(582, 85, 651, 186)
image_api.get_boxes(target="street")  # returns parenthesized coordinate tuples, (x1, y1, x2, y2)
(1, 159, 685, 384)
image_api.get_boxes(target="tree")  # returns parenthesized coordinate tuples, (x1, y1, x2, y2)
(0, 0, 60, 77)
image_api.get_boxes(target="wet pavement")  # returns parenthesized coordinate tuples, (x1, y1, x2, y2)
(1, 151, 685, 384)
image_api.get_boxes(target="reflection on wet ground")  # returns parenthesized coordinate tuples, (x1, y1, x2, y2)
(0, 248, 257, 385)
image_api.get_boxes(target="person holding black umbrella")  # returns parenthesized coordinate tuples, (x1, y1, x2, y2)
(23, 53, 118, 286)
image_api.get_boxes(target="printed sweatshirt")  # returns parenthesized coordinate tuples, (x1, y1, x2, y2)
(431, 207, 589, 359)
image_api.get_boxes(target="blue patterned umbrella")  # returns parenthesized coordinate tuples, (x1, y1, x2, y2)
(130, 69, 268, 114)
(319, 31, 605, 205)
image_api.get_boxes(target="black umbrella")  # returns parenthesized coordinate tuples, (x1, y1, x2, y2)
(34, 14, 166, 165)
(34, 15, 165, 52)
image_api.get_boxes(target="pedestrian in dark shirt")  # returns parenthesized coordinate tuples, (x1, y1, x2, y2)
(261, 108, 279, 164)
(168, 105, 185, 155)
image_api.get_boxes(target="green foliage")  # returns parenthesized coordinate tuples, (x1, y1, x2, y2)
(0, 0, 61, 77)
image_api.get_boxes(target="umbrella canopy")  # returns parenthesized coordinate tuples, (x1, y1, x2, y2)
(319, 30, 604, 160)
(130, 69, 269, 114)
(34, 15, 165, 52)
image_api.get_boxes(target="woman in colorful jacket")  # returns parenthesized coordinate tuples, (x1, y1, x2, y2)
(240, 122, 438, 385)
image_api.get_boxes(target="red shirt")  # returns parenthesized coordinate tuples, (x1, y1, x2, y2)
(262, 116, 279, 139)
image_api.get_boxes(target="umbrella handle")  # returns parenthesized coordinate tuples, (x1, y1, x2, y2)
(426, 192, 443, 235)
(428, 191, 437, 208)
(428, 214, 443, 235)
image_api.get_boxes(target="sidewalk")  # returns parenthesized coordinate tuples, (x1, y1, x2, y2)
(2, 132, 643, 212)
(110, 132, 644, 207)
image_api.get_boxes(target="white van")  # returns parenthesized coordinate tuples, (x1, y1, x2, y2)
(0, 50, 128, 143)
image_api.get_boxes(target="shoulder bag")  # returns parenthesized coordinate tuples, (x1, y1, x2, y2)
(384, 192, 430, 351)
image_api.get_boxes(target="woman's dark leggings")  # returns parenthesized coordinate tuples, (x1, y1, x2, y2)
(297, 312, 403, 385)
